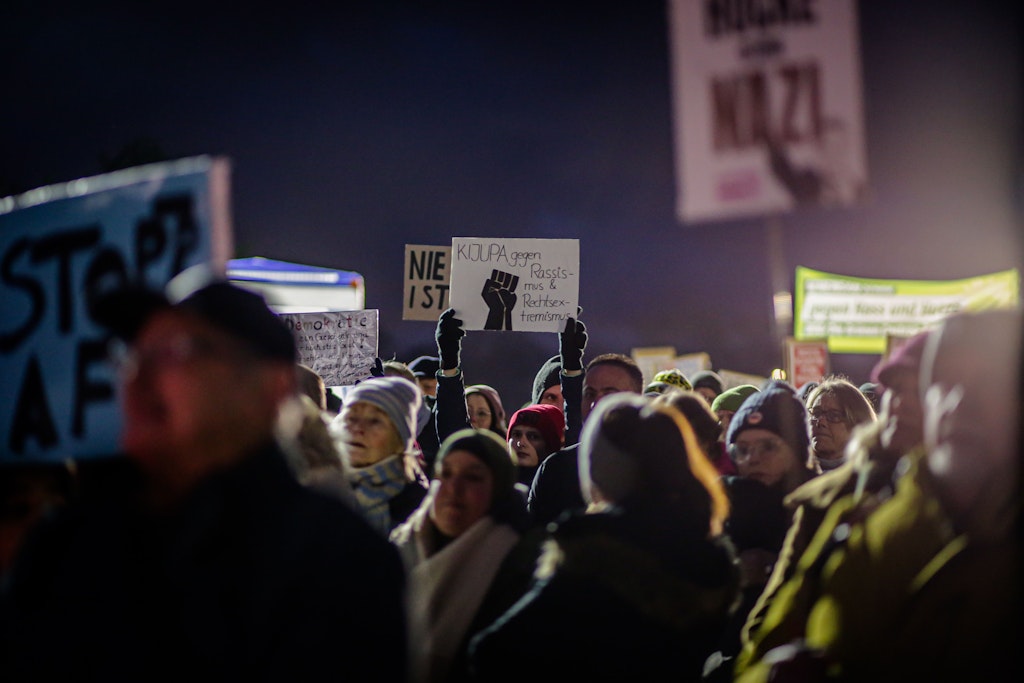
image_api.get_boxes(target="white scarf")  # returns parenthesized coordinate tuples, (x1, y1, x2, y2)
(397, 502, 520, 683)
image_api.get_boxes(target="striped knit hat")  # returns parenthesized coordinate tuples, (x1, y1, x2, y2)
(343, 376, 422, 451)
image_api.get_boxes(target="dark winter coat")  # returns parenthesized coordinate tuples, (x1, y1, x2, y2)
(467, 507, 739, 682)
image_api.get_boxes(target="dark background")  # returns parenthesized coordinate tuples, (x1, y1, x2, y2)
(3, 0, 1021, 409)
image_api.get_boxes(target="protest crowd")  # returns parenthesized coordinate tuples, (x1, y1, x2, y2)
(0, 266, 1019, 683)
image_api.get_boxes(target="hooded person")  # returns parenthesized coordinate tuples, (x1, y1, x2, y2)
(464, 384, 508, 438)
(390, 429, 533, 683)
(505, 403, 565, 489)
(469, 394, 738, 682)
(331, 376, 431, 535)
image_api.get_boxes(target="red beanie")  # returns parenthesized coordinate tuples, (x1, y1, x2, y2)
(507, 403, 565, 456)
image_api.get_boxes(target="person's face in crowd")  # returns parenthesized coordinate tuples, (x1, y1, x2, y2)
(416, 377, 438, 399)
(538, 384, 563, 408)
(695, 386, 718, 406)
(508, 425, 546, 467)
(336, 401, 401, 467)
(119, 310, 279, 478)
(808, 393, 852, 464)
(923, 324, 1016, 524)
(582, 364, 637, 420)
(715, 409, 736, 442)
(732, 428, 802, 491)
(431, 450, 494, 537)
(879, 369, 924, 454)
(467, 393, 494, 431)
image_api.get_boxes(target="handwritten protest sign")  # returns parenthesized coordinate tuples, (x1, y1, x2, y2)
(448, 238, 579, 332)
(403, 245, 451, 320)
(279, 310, 378, 386)
(0, 157, 231, 463)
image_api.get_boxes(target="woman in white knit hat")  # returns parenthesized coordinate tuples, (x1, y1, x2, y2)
(331, 376, 430, 535)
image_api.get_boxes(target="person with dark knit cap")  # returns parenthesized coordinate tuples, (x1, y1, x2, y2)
(532, 355, 563, 406)
(690, 370, 726, 406)
(506, 403, 565, 489)
(391, 428, 534, 683)
(704, 381, 818, 681)
(733, 329, 935, 680)
(740, 308, 1022, 683)
(469, 394, 738, 682)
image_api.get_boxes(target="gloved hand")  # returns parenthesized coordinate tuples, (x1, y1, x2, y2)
(368, 357, 384, 378)
(435, 308, 465, 371)
(559, 307, 587, 372)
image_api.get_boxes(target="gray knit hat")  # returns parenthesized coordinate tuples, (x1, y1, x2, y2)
(342, 376, 422, 451)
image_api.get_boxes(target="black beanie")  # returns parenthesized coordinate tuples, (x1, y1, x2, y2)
(531, 355, 562, 404)
(726, 380, 810, 460)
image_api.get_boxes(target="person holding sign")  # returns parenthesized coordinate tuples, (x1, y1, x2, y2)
(0, 269, 408, 682)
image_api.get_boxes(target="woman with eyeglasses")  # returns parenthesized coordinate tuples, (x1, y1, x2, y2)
(804, 377, 877, 472)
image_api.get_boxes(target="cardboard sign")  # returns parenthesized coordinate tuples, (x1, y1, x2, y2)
(668, 0, 867, 221)
(448, 238, 579, 332)
(403, 245, 451, 321)
(631, 346, 678, 387)
(785, 337, 830, 388)
(0, 157, 231, 463)
(279, 310, 379, 387)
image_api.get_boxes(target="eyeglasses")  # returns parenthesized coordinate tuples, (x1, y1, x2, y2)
(107, 334, 221, 379)
(470, 409, 492, 420)
(808, 409, 848, 425)
(729, 437, 786, 461)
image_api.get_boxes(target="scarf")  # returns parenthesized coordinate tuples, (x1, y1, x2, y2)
(347, 455, 408, 535)
(399, 503, 520, 683)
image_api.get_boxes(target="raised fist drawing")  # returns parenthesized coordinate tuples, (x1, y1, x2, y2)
(481, 269, 518, 330)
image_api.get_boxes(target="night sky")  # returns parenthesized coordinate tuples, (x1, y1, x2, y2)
(4, 0, 1021, 408)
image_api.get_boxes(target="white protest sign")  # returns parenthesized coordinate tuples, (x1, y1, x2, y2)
(0, 157, 231, 463)
(403, 244, 451, 321)
(448, 238, 579, 332)
(279, 310, 379, 386)
(668, 0, 867, 221)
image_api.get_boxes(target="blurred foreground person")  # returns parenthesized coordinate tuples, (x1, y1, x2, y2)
(745, 307, 1021, 681)
(391, 429, 536, 683)
(0, 268, 407, 682)
(469, 394, 737, 682)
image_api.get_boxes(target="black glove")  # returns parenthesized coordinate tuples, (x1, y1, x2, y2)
(436, 308, 465, 371)
(369, 357, 384, 378)
(559, 307, 587, 372)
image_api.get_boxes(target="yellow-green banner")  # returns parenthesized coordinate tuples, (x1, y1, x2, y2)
(794, 267, 1019, 353)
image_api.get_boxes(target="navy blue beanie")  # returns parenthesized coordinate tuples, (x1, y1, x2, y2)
(725, 380, 810, 460)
